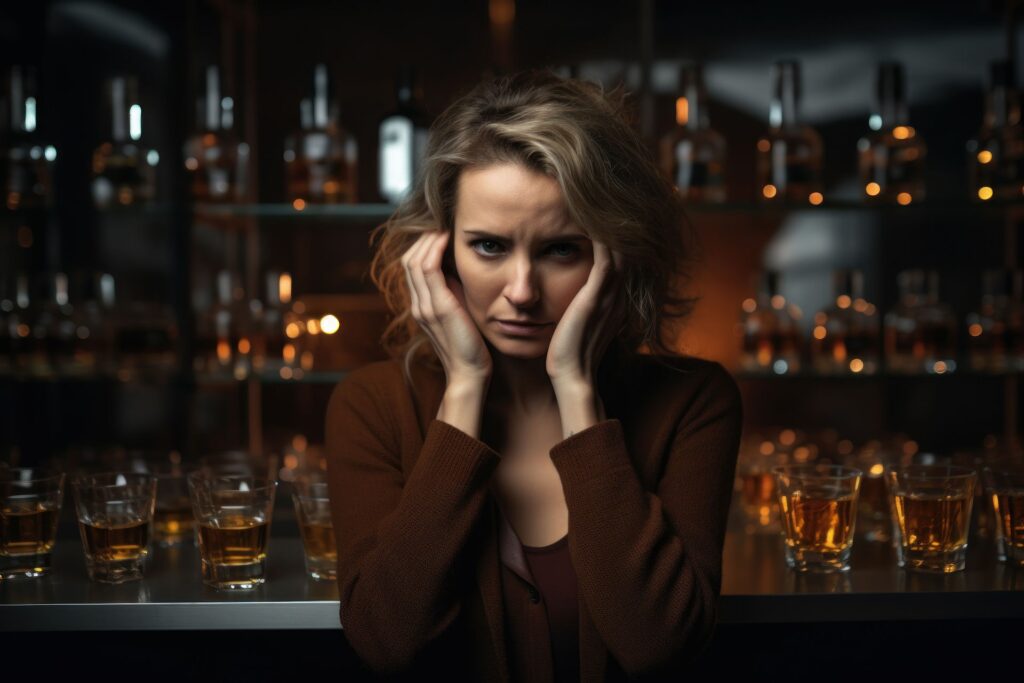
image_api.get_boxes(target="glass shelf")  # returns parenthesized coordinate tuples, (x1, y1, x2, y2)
(734, 368, 1022, 380)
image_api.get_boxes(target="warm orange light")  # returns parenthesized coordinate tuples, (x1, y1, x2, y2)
(779, 429, 796, 446)
(893, 126, 911, 140)
(306, 318, 320, 335)
(757, 139, 771, 153)
(282, 343, 296, 364)
(237, 338, 251, 354)
(813, 325, 827, 340)
(836, 295, 851, 309)
(292, 198, 306, 211)
(969, 323, 983, 337)
(216, 339, 231, 363)
(977, 186, 993, 201)
(759, 441, 775, 456)
(16, 323, 29, 338)
(870, 463, 884, 476)
(742, 298, 757, 313)
(320, 314, 340, 334)
(977, 150, 993, 164)
(896, 192, 912, 205)
(279, 273, 293, 303)
(279, 367, 293, 380)
(284, 454, 299, 469)
(185, 157, 199, 171)
(675, 97, 689, 126)
(865, 182, 881, 196)
(853, 298, 868, 313)
(762, 184, 778, 199)
(808, 192, 823, 205)
(832, 340, 847, 362)
(293, 434, 308, 451)
(814, 312, 827, 325)
(793, 446, 810, 462)
(770, 294, 785, 310)
(300, 350, 314, 371)
(489, 0, 515, 24)
(903, 440, 919, 456)
(849, 358, 864, 373)
(285, 322, 302, 339)
(933, 360, 948, 374)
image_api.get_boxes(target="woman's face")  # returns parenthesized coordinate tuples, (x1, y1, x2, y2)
(452, 162, 594, 359)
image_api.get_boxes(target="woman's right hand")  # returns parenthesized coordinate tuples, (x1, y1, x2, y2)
(402, 229, 493, 387)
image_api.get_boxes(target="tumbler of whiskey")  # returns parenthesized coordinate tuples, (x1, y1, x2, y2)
(773, 464, 862, 572)
(126, 452, 195, 547)
(0, 468, 66, 580)
(886, 465, 976, 573)
(71, 472, 157, 583)
(187, 471, 276, 590)
(292, 470, 336, 581)
(981, 461, 1024, 567)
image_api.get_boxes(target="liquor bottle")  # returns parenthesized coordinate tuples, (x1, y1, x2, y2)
(32, 273, 76, 376)
(810, 270, 880, 375)
(884, 270, 957, 374)
(739, 271, 802, 374)
(184, 66, 250, 202)
(2, 66, 56, 210)
(858, 63, 926, 205)
(378, 65, 430, 204)
(284, 64, 358, 204)
(965, 269, 1024, 372)
(967, 61, 1023, 202)
(659, 62, 726, 203)
(207, 270, 252, 379)
(91, 76, 158, 208)
(755, 61, 824, 205)
(253, 270, 291, 376)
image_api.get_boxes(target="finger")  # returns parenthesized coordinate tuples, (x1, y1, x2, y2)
(404, 231, 434, 320)
(423, 230, 454, 311)
(410, 231, 443, 321)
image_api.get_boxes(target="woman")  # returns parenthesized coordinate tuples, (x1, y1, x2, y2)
(325, 69, 743, 682)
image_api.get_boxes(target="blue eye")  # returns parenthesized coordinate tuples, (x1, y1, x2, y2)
(469, 239, 580, 259)
(470, 239, 503, 256)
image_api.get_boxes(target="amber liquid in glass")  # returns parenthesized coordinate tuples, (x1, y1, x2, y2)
(197, 515, 269, 589)
(892, 493, 971, 572)
(153, 498, 195, 546)
(780, 491, 857, 554)
(1, 503, 60, 556)
(79, 518, 150, 562)
(298, 517, 337, 580)
(995, 490, 1024, 564)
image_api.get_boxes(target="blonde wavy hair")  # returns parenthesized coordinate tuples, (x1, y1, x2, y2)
(368, 68, 700, 384)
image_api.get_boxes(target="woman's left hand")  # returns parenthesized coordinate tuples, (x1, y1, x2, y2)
(546, 239, 626, 394)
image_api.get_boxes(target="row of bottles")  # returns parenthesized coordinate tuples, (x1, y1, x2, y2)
(192, 270, 338, 381)
(739, 268, 1024, 375)
(0, 272, 177, 378)
(2, 63, 431, 210)
(660, 59, 1021, 204)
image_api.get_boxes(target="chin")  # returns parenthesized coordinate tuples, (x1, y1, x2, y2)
(488, 337, 549, 360)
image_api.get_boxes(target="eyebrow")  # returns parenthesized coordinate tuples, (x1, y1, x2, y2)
(462, 229, 590, 244)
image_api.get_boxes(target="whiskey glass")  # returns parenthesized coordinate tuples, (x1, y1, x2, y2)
(773, 464, 862, 572)
(886, 465, 976, 573)
(982, 461, 1024, 567)
(71, 472, 157, 583)
(0, 467, 65, 580)
(188, 471, 276, 590)
(126, 451, 195, 547)
(292, 469, 337, 581)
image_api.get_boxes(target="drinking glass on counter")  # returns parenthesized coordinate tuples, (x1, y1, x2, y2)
(188, 471, 277, 590)
(982, 461, 1024, 567)
(126, 451, 195, 547)
(0, 468, 66, 580)
(773, 464, 862, 572)
(292, 469, 336, 581)
(71, 472, 157, 583)
(200, 450, 279, 479)
(886, 465, 976, 573)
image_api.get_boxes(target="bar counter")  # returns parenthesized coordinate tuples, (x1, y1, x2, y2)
(4, 500, 1022, 631)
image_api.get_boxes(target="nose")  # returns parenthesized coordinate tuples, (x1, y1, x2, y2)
(502, 255, 540, 308)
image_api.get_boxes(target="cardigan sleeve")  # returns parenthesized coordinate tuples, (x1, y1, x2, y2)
(548, 361, 743, 679)
(324, 369, 501, 676)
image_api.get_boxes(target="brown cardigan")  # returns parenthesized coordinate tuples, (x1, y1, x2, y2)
(324, 349, 743, 681)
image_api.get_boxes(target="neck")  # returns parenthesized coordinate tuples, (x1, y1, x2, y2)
(487, 344, 558, 416)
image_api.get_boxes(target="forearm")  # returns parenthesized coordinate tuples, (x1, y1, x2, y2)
(436, 379, 488, 439)
(553, 381, 603, 439)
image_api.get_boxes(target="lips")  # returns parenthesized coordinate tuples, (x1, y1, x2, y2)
(497, 320, 548, 326)
(495, 320, 552, 336)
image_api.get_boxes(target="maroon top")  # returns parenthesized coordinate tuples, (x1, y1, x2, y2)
(522, 534, 580, 683)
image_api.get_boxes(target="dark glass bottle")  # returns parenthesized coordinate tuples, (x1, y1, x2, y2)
(378, 65, 430, 204)
(967, 61, 1023, 202)
(756, 61, 824, 205)
(91, 76, 158, 208)
(184, 65, 250, 202)
(659, 62, 726, 203)
(2, 66, 56, 210)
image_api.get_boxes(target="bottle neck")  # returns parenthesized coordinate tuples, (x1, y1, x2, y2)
(769, 63, 800, 129)
(984, 85, 1021, 130)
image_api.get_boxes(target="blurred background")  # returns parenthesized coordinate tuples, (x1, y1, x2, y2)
(1, 0, 1021, 486)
